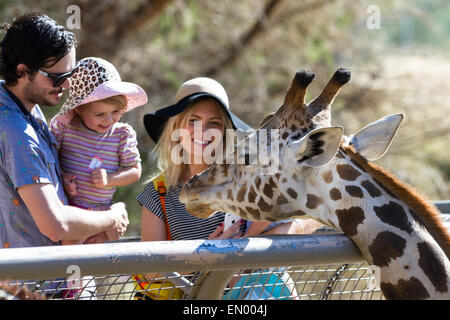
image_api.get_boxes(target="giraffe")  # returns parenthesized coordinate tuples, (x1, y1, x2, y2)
(179, 68, 450, 299)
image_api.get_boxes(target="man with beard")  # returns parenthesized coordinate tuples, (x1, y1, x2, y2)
(0, 13, 129, 249)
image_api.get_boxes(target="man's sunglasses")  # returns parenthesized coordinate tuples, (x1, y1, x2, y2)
(37, 62, 80, 87)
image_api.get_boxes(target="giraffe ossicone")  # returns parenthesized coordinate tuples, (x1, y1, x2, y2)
(179, 68, 450, 299)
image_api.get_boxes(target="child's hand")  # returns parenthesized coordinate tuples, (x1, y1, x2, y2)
(63, 174, 77, 196)
(91, 168, 109, 187)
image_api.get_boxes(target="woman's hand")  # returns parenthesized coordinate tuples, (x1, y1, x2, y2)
(208, 220, 244, 240)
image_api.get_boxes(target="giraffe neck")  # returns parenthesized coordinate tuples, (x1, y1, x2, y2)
(301, 147, 450, 299)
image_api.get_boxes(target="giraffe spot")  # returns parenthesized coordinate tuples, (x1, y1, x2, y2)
(281, 178, 287, 183)
(277, 193, 289, 205)
(336, 164, 361, 181)
(290, 210, 306, 216)
(227, 189, 234, 201)
(248, 186, 257, 203)
(418, 241, 448, 293)
(380, 277, 429, 300)
(306, 194, 323, 209)
(368, 231, 406, 267)
(246, 207, 261, 220)
(329, 188, 342, 201)
(238, 207, 249, 220)
(322, 170, 333, 184)
(287, 188, 298, 199)
(257, 197, 273, 212)
(236, 184, 247, 202)
(350, 159, 366, 173)
(374, 179, 398, 199)
(335, 206, 365, 236)
(374, 201, 413, 234)
(255, 176, 261, 189)
(361, 180, 382, 198)
(281, 132, 289, 140)
(345, 185, 364, 198)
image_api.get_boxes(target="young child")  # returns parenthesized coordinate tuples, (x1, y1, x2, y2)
(50, 57, 148, 245)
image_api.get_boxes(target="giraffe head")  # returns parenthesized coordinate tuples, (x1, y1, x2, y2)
(180, 69, 450, 300)
(179, 68, 355, 220)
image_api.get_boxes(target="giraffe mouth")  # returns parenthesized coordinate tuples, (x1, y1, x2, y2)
(185, 201, 216, 218)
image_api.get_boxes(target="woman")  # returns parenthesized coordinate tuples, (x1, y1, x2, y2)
(138, 76, 322, 241)
(136, 77, 321, 300)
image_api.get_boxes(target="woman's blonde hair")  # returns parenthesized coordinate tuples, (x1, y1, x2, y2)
(151, 97, 233, 189)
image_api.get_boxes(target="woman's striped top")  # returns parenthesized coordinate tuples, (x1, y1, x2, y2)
(50, 116, 140, 210)
(137, 180, 246, 240)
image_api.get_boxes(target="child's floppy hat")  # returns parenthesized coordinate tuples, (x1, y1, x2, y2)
(55, 57, 148, 123)
(143, 77, 252, 143)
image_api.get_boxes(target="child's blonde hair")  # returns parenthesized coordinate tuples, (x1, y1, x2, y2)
(77, 95, 128, 111)
(152, 98, 233, 189)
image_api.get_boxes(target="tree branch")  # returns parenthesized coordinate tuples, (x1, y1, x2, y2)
(204, 0, 285, 77)
(113, 0, 172, 40)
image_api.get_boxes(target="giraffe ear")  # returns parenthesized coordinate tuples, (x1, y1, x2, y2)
(290, 127, 343, 167)
(349, 113, 403, 161)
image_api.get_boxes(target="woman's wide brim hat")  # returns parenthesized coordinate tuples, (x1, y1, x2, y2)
(143, 77, 252, 143)
(55, 57, 148, 123)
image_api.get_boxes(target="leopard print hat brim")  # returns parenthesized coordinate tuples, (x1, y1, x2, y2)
(55, 57, 148, 121)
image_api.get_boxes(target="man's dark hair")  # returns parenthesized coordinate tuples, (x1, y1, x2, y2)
(0, 12, 76, 85)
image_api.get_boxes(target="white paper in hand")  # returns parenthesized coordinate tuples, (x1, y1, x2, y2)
(88, 156, 103, 170)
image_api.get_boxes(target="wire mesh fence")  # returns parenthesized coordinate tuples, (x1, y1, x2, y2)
(5, 262, 383, 300)
(1, 208, 448, 301)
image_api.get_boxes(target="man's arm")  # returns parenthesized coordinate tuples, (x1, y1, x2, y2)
(18, 183, 128, 242)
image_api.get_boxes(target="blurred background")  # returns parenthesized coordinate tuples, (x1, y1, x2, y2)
(1, 0, 449, 236)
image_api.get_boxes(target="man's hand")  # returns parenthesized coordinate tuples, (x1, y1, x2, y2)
(105, 202, 129, 241)
(91, 168, 109, 187)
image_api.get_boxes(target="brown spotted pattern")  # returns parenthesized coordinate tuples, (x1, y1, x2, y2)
(329, 188, 342, 201)
(380, 277, 430, 300)
(306, 194, 323, 209)
(368, 231, 406, 267)
(345, 185, 364, 198)
(335, 206, 365, 236)
(374, 201, 413, 234)
(336, 164, 361, 181)
(417, 241, 448, 293)
(322, 170, 333, 183)
(361, 180, 381, 197)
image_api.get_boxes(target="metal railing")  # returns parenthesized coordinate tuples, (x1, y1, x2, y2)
(0, 233, 382, 300)
(0, 202, 448, 300)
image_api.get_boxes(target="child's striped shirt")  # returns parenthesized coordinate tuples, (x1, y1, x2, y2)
(50, 116, 140, 210)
